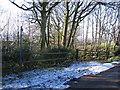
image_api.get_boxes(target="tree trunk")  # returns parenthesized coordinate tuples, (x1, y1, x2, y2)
(116, 5, 120, 46)
(58, 20, 60, 47)
(67, 2, 79, 47)
(41, 3, 47, 49)
(47, 14, 50, 47)
(62, 2, 69, 47)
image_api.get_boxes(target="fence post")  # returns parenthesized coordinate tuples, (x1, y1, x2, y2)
(76, 49, 78, 60)
(20, 26, 23, 72)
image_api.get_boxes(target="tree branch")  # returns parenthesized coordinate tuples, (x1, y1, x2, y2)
(9, 0, 34, 11)
(80, 3, 98, 21)
(32, 2, 41, 26)
(97, 1, 119, 10)
(47, 2, 60, 14)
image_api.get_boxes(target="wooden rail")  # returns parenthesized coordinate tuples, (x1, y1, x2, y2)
(75, 49, 110, 61)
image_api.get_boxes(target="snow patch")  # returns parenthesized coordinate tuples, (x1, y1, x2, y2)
(111, 60, 120, 64)
(3, 60, 119, 89)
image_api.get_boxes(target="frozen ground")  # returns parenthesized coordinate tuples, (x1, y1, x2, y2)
(2, 60, 120, 89)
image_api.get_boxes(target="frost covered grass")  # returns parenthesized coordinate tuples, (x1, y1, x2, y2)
(2, 60, 120, 89)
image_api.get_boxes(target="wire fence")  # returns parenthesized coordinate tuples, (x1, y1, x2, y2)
(2, 48, 114, 75)
(2, 51, 76, 75)
(23, 52, 75, 63)
(76, 49, 112, 61)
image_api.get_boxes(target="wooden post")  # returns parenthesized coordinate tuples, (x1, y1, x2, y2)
(20, 26, 23, 71)
(0, 35, 2, 82)
(76, 49, 78, 60)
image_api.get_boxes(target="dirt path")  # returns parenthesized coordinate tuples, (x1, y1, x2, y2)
(64, 64, 120, 90)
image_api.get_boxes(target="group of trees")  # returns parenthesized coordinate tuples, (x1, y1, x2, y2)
(8, 0, 120, 50)
(0, 0, 119, 57)
(1, 0, 120, 74)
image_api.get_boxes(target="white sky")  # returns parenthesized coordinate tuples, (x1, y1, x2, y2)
(0, 0, 119, 40)
(0, 0, 26, 35)
(0, 0, 23, 15)
(0, 0, 119, 10)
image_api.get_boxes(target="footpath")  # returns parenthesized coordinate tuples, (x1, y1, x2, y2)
(65, 64, 120, 90)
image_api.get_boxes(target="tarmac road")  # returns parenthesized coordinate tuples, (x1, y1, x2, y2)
(65, 64, 120, 90)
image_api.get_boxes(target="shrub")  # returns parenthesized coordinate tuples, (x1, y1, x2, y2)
(2, 38, 31, 63)
(39, 47, 75, 59)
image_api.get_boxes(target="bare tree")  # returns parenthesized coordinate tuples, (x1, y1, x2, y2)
(9, 0, 60, 49)
(67, 1, 98, 47)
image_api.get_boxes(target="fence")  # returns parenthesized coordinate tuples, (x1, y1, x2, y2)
(2, 51, 76, 75)
(76, 49, 111, 61)
(3, 48, 113, 75)
(23, 52, 75, 63)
